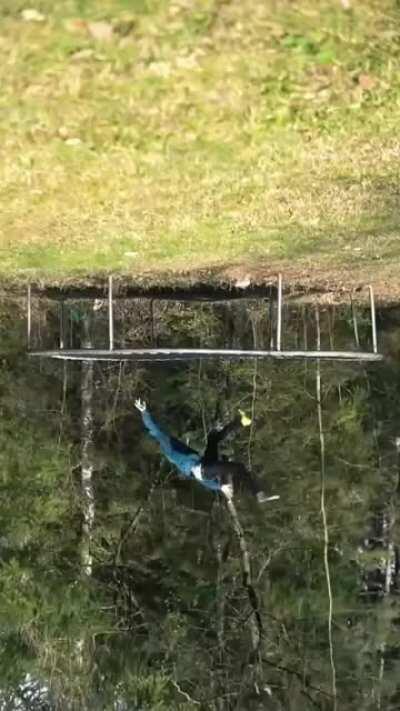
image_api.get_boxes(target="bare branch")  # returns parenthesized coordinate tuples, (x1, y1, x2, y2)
(315, 307, 337, 711)
(171, 679, 201, 706)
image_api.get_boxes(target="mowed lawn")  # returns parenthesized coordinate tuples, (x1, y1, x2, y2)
(1, 0, 400, 285)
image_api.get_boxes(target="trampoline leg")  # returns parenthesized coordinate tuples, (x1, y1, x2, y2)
(108, 276, 114, 351)
(276, 273, 282, 351)
(27, 284, 32, 350)
(369, 285, 377, 354)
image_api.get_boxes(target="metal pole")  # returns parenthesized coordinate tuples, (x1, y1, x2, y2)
(369, 285, 377, 354)
(315, 306, 321, 352)
(27, 284, 32, 350)
(268, 297, 274, 349)
(350, 295, 360, 350)
(276, 274, 282, 351)
(27, 348, 384, 362)
(150, 299, 155, 346)
(108, 276, 114, 351)
(70, 309, 74, 348)
(59, 301, 65, 349)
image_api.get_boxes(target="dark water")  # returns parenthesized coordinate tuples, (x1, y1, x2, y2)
(1, 294, 400, 710)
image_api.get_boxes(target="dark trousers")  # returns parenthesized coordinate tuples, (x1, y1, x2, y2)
(201, 418, 262, 497)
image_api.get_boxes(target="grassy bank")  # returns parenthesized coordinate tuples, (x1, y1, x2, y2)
(1, 0, 400, 288)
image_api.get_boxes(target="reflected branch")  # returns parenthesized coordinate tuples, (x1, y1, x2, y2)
(315, 307, 337, 711)
(171, 679, 201, 706)
(80, 313, 95, 578)
(114, 473, 163, 566)
(224, 496, 262, 653)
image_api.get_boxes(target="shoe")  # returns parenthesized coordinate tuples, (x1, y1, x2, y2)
(257, 492, 280, 504)
(238, 409, 252, 427)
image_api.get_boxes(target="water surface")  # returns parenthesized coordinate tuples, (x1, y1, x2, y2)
(1, 294, 399, 710)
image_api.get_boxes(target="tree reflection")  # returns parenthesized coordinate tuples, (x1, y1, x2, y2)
(0, 298, 399, 709)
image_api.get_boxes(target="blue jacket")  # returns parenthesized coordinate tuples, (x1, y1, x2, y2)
(141, 410, 221, 492)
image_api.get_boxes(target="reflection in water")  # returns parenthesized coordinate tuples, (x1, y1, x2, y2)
(80, 314, 95, 578)
(135, 399, 278, 503)
(1, 295, 400, 709)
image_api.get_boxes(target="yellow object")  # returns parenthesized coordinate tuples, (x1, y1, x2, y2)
(238, 409, 252, 427)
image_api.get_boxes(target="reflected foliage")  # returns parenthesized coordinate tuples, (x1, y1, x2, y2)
(0, 297, 399, 709)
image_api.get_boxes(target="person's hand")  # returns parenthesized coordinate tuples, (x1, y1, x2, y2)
(135, 398, 147, 413)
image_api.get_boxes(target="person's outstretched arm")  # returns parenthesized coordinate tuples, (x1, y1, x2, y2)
(135, 398, 200, 466)
(135, 398, 176, 457)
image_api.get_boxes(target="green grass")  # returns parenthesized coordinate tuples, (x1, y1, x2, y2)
(1, 0, 400, 286)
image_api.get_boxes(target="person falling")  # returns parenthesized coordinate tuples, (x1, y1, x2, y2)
(135, 399, 279, 504)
